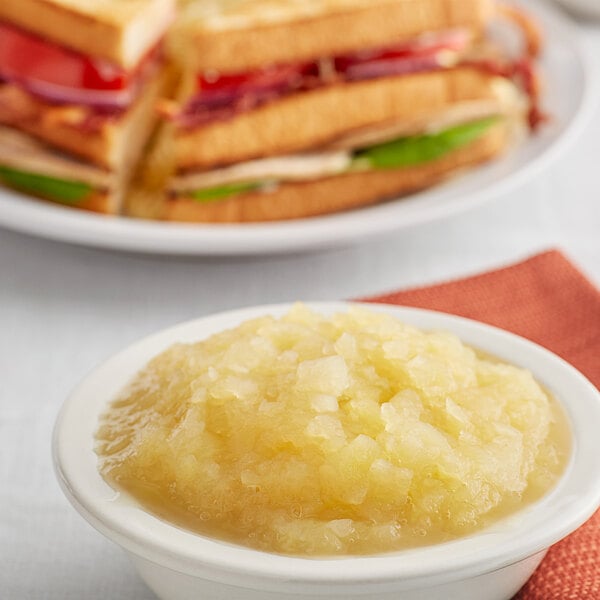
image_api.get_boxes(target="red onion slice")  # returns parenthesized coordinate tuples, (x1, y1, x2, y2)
(342, 55, 444, 81)
(0, 74, 133, 110)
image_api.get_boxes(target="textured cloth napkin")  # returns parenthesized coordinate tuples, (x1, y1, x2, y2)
(363, 249, 600, 600)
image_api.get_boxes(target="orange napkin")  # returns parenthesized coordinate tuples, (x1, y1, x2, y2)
(363, 249, 600, 600)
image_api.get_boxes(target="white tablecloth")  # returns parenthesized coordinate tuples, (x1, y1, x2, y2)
(1, 20, 599, 600)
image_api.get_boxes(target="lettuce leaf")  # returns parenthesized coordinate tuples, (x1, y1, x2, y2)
(191, 181, 266, 203)
(0, 165, 93, 204)
(352, 117, 500, 170)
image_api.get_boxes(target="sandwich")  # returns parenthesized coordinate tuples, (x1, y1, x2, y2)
(0, 0, 175, 213)
(132, 0, 542, 223)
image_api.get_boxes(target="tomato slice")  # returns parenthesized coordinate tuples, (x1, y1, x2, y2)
(0, 22, 128, 91)
(197, 62, 319, 105)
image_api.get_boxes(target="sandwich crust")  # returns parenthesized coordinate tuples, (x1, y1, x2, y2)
(153, 121, 509, 222)
(38, 189, 115, 214)
(0, 0, 174, 68)
(172, 0, 493, 73)
(78, 191, 115, 213)
(173, 68, 508, 171)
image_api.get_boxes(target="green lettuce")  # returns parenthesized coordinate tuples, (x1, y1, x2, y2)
(0, 165, 93, 204)
(190, 181, 266, 203)
(351, 117, 500, 170)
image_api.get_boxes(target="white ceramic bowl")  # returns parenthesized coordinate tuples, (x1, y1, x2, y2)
(53, 303, 600, 600)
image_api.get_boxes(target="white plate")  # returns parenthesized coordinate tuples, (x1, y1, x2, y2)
(0, 0, 592, 256)
(553, 0, 600, 19)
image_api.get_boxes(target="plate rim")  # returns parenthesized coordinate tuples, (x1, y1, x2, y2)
(0, 0, 594, 256)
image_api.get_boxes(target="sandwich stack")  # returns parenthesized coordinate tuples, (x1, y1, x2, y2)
(141, 0, 541, 222)
(0, 0, 175, 213)
(0, 0, 542, 222)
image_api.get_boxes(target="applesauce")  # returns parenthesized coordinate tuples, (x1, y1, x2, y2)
(96, 304, 569, 556)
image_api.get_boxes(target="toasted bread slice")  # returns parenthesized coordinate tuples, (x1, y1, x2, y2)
(171, 68, 515, 171)
(0, 68, 168, 173)
(0, 0, 175, 69)
(7, 186, 117, 214)
(172, 0, 493, 74)
(129, 120, 510, 222)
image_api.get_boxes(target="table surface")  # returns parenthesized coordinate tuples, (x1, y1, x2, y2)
(2, 17, 600, 600)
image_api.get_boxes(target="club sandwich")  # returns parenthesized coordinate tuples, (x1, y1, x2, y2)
(134, 0, 540, 222)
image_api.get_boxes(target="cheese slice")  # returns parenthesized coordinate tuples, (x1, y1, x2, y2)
(170, 151, 351, 192)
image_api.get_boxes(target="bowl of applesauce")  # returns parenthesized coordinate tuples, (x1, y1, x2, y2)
(53, 303, 600, 600)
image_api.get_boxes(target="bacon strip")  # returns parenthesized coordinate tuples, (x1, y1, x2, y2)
(465, 4, 545, 130)
(497, 4, 543, 58)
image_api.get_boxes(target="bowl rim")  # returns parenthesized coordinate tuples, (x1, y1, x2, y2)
(53, 302, 600, 592)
